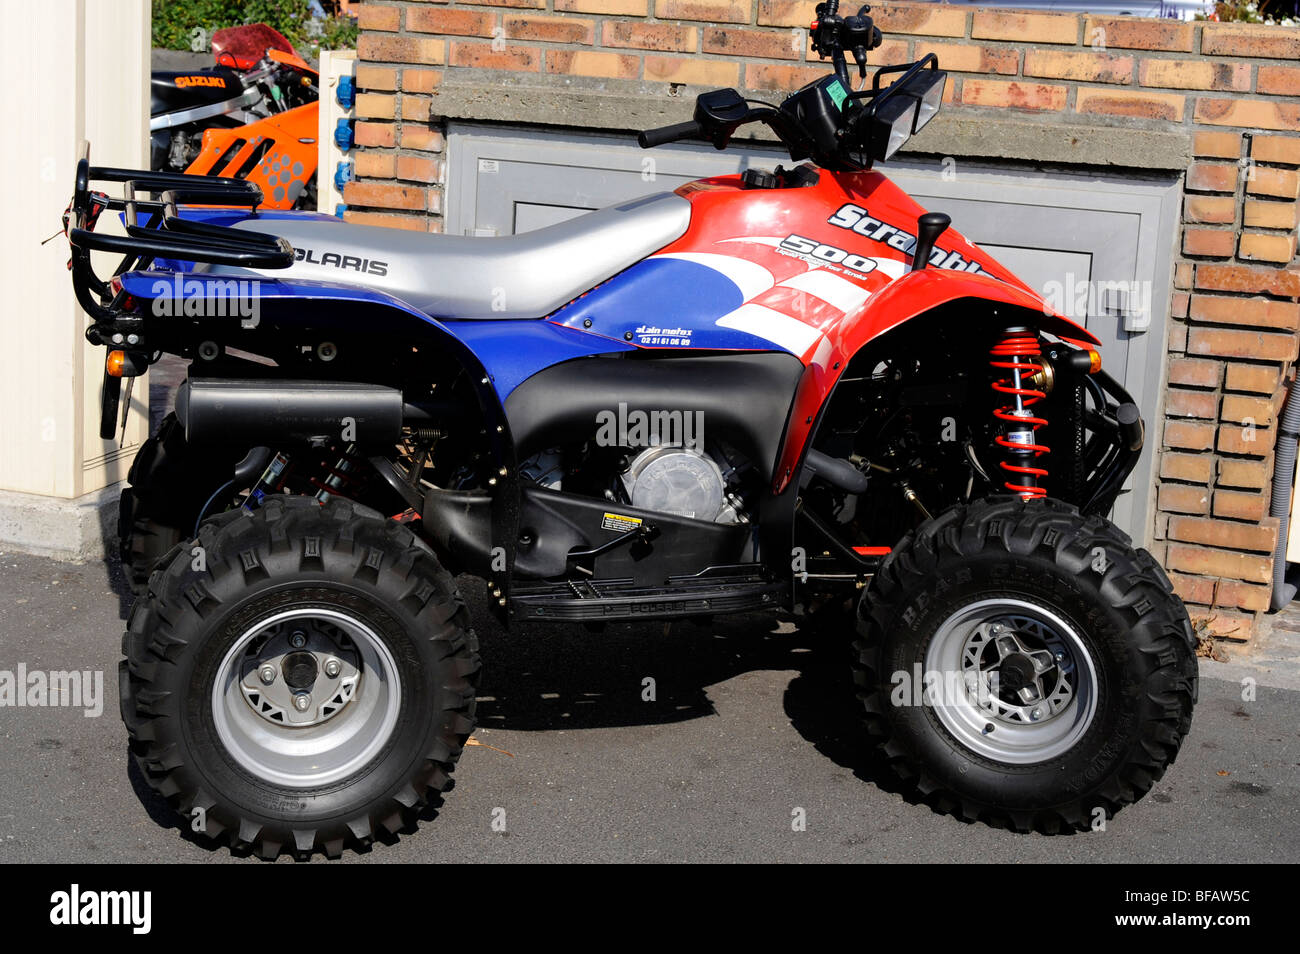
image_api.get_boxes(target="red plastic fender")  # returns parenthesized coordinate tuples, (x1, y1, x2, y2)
(855, 268, 1100, 347)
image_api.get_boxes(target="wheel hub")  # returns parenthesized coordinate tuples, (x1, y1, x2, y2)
(213, 606, 403, 788)
(282, 651, 319, 690)
(237, 619, 362, 728)
(996, 652, 1036, 693)
(962, 621, 1076, 728)
(926, 599, 1098, 764)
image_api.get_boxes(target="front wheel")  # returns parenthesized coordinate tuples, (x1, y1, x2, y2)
(854, 497, 1197, 833)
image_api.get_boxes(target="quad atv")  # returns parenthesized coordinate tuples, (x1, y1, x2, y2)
(67, 2, 1196, 858)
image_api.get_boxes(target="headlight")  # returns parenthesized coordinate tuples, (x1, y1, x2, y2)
(875, 96, 916, 161)
(862, 62, 948, 161)
(913, 69, 945, 132)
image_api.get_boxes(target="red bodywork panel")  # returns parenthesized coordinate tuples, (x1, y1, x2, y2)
(658, 169, 1099, 492)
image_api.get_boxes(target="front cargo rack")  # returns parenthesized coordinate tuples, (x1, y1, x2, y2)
(66, 140, 294, 323)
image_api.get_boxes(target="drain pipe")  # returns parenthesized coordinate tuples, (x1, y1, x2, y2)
(1269, 373, 1300, 610)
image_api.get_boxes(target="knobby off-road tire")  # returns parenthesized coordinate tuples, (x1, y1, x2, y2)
(121, 495, 480, 859)
(119, 413, 246, 595)
(854, 496, 1197, 833)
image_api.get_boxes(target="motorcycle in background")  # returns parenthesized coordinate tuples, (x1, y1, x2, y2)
(150, 24, 320, 210)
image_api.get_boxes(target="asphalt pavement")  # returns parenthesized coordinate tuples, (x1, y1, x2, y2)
(0, 545, 1295, 864)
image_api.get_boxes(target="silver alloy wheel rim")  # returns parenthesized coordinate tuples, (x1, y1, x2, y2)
(923, 597, 1098, 765)
(212, 607, 402, 788)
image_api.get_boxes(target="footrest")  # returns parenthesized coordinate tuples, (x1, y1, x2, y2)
(509, 570, 780, 622)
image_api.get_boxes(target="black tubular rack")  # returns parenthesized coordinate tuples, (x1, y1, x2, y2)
(67, 140, 294, 322)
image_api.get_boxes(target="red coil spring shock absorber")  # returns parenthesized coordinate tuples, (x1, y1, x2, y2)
(312, 444, 367, 504)
(990, 328, 1049, 500)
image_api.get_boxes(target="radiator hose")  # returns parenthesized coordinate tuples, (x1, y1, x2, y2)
(1269, 374, 1300, 610)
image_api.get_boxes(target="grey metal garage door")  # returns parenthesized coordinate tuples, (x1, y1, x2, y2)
(445, 124, 788, 234)
(444, 122, 1181, 545)
(885, 163, 1181, 542)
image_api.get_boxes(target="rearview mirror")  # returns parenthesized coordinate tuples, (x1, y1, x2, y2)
(694, 88, 749, 125)
(693, 88, 751, 150)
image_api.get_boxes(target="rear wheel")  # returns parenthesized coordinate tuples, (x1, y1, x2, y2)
(121, 495, 479, 858)
(854, 496, 1197, 832)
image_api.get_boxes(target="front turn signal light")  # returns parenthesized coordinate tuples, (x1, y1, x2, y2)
(106, 350, 127, 377)
(1065, 348, 1103, 375)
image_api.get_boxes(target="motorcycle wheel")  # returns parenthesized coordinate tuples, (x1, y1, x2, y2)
(854, 496, 1197, 833)
(121, 495, 479, 859)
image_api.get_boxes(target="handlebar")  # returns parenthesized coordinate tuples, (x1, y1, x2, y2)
(633, 8, 938, 172)
(637, 120, 703, 148)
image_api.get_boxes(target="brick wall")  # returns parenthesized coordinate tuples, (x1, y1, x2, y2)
(349, 0, 1300, 642)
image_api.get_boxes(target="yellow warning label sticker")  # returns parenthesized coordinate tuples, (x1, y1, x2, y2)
(601, 512, 643, 533)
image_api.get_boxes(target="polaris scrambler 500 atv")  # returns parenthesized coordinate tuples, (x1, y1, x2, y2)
(67, 3, 1196, 859)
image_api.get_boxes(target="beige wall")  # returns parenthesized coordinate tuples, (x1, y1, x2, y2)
(0, 0, 149, 500)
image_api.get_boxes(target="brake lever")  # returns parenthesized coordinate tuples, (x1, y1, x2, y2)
(846, 10, 880, 81)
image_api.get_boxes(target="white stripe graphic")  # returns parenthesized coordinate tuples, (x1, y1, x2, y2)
(716, 303, 824, 356)
(656, 251, 775, 301)
(779, 269, 872, 313)
(871, 257, 908, 280)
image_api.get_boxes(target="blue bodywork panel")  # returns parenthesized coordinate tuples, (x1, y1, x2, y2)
(550, 256, 776, 352)
(117, 270, 631, 403)
(443, 318, 634, 399)
(125, 207, 786, 404)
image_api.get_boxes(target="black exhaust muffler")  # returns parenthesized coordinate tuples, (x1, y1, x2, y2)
(175, 378, 405, 448)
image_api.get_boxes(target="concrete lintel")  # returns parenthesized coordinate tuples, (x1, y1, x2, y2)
(0, 485, 119, 563)
(907, 115, 1192, 171)
(430, 74, 1192, 172)
(433, 74, 725, 137)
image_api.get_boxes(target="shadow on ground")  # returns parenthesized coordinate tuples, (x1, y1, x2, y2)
(463, 577, 914, 802)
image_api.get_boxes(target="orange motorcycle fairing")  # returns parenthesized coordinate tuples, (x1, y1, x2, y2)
(184, 102, 319, 210)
